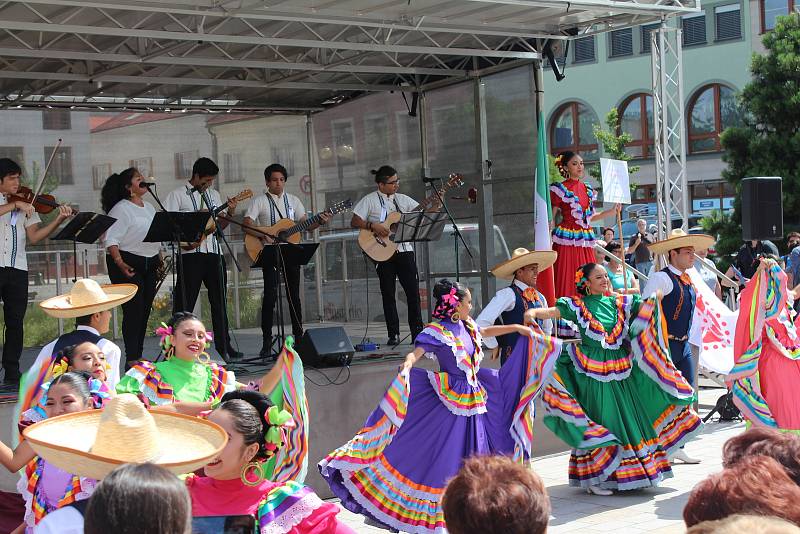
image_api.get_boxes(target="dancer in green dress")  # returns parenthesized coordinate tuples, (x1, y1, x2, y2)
(525, 262, 702, 495)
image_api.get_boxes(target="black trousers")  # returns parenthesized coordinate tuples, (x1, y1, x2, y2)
(106, 251, 160, 363)
(261, 255, 303, 347)
(375, 251, 423, 339)
(172, 252, 231, 355)
(0, 267, 28, 379)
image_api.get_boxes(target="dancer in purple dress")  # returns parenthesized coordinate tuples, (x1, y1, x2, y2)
(319, 279, 562, 534)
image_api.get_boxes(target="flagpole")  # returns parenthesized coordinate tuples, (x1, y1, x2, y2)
(533, 59, 543, 250)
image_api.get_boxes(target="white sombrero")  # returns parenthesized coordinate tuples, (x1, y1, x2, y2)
(491, 248, 557, 280)
(23, 394, 227, 480)
(39, 278, 137, 319)
(648, 229, 715, 255)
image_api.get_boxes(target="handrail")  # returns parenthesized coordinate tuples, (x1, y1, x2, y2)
(593, 244, 649, 282)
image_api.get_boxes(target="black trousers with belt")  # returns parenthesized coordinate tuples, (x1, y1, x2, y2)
(173, 252, 231, 356)
(375, 251, 423, 340)
(106, 251, 160, 363)
(0, 267, 28, 380)
(261, 254, 303, 349)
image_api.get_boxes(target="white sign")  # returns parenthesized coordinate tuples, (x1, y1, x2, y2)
(600, 158, 631, 204)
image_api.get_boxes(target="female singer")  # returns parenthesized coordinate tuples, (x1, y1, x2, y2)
(101, 168, 161, 365)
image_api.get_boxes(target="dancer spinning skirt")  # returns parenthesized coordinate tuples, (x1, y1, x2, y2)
(728, 258, 800, 433)
(526, 263, 702, 495)
(319, 279, 562, 534)
(550, 151, 619, 299)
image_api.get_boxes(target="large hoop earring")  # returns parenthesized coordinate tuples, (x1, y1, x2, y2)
(164, 346, 175, 360)
(450, 312, 461, 323)
(196, 351, 211, 365)
(240, 461, 263, 486)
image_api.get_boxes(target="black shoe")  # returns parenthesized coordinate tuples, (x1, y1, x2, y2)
(387, 336, 400, 346)
(292, 329, 304, 340)
(3, 371, 20, 385)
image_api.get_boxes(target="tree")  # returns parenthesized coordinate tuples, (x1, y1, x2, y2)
(717, 13, 800, 258)
(588, 108, 640, 182)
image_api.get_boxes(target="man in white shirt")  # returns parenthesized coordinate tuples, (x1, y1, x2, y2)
(0, 158, 73, 386)
(477, 248, 556, 364)
(164, 157, 240, 360)
(244, 163, 329, 358)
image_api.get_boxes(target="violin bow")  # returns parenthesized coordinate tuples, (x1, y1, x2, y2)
(30, 138, 62, 207)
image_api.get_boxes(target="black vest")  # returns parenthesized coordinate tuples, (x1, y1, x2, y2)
(660, 268, 695, 339)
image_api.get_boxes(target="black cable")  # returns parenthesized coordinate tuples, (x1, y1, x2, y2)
(303, 365, 351, 386)
(360, 250, 370, 345)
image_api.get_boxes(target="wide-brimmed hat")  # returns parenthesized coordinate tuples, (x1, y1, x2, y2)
(23, 394, 227, 480)
(39, 278, 137, 319)
(648, 229, 715, 255)
(491, 248, 557, 280)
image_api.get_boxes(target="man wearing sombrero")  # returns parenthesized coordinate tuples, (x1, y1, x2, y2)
(476, 248, 557, 364)
(642, 229, 715, 464)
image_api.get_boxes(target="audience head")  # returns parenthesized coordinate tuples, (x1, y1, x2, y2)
(606, 241, 624, 260)
(722, 428, 800, 485)
(84, 463, 191, 534)
(432, 279, 471, 322)
(575, 263, 608, 296)
(54, 342, 108, 382)
(686, 514, 800, 534)
(44, 371, 106, 417)
(158, 312, 210, 362)
(602, 227, 615, 243)
(554, 151, 582, 180)
(684, 455, 800, 527)
(787, 232, 800, 251)
(443, 456, 550, 534)
(594, 240, 608, 264)
(637, 218, 648, 233)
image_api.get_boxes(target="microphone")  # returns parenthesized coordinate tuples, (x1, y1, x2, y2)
(141, 181, 156, 188)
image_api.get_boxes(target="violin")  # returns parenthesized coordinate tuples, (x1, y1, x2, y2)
(6, 186, 76, 215)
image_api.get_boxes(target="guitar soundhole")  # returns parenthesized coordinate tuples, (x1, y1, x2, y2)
(278, 231, 288, 241)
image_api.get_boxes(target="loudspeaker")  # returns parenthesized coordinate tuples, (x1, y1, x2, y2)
(741, 177, 783, 241)
(296, 327, 355, 368)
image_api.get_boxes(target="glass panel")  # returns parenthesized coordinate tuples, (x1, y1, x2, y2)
(682, 14, 707, 45)
(719, 85, 743, 129)
(552, 106, 574, 149)
(621, 96, 644, 141)
(577, 104, 598, 146)
(691, 137, 718, 152)
(425, 83, 477, 178)
(690, 87, 716, 134)
(763, 0, 789, 30)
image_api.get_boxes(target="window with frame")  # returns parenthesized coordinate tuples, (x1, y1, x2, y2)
(174, 150, 199, 180)
(43, 146, 73, 185)
(609, 28, 633, 57)
(682, 13, 707, 46)
(223, 153, 244, 183)
(715, 4, 742, 40)
(618, 93, 654, 158)
(640, 23, 660, 54)
(42, 109, 71, 130)
(92, 163, 111, 190)
(761, 0, 792, 32)
(0, 147, 24, 166)
(549, 102, 599, 160)
(331, 120, 355, 165)
(573, 36, 596, 63)
(687, 84, 742, 153)
(129, 157, 153, 178)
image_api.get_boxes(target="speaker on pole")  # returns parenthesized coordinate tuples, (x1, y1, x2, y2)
(296, 327, 355, 368)
(741, 177, 783, 241)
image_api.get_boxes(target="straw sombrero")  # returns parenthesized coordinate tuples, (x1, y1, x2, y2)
(23, 394, 227, 480)
(39, 278, 137, 319)
(492, 248, 557, 280)
(648, 229, 715, 255)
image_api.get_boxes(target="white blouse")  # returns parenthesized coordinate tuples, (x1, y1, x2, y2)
(103, 199, 162, 257)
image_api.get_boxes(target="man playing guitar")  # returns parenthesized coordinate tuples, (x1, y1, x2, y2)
(351, 165, 437, 345)
(243, 163, 331, 359)
(164, 157, 241, 360)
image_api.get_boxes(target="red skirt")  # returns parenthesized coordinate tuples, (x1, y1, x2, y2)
(552, 242, 595, 298)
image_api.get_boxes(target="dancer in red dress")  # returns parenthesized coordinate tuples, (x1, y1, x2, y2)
(550, 151, 619, 298)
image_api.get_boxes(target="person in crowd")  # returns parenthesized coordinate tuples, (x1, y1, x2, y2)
(84, 463, 192, 534)
(594, 239, 608, 266)
(319, 279, 561, 533)
(188, 389, 355, 533)
(0, 158, 74, 385)
(785, 232, 800, 288)
(604, 241, 639, 294)
(727, 258, 800, 432)
(726, 239, 780, 286)
(694, 248, 723, 299)
(476, 248, 556, 363)
(164, 157, 241, 361)
(526, 263, 701, 495)
(243, 163, 329, 359)
(549, 151, 619, 299)
(686, 515, 800, 534)
(101, 168, 162, 365)
(442, 455, 550, 534)
(350, 165, 430, 346)
(722, 428, 800, 485)
(683, 455, 800, 527)
(627, 218, 654, 277)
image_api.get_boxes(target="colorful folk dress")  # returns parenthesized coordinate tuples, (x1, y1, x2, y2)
(116, 357, 235, 405)
(728, 263, 800, 433)
(550, 178, 597, 298)
(542, 294, 702, 490)
(319, 317, 562, 534)
(18, 457, 96, 531)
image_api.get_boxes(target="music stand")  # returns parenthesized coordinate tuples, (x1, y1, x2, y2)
(393, 210, 448, 245)
(53, 212, 116, 281)
(245, 242, 319, 362)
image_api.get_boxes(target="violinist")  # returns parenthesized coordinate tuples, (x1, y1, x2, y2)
(0, 158, 74, 386)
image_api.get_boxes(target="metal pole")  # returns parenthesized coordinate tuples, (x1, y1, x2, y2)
(473, 76, 495, 306)
(55, 251, 63, 335)
(418, 91, 433, 322)
(341, 239, 349, 322)
(307, 114, 325, 323)
(233, 242, 241, 329)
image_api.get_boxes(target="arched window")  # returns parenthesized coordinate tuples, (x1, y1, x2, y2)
(687, 84, 742, 153)
(549, 102, 599, 160)
(618, 93, 654, 158)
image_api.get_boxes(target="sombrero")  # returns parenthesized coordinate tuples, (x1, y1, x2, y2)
(39, 278, 137, 319)
(648, 229, 715, 255)
(492, 248, 557, 280)
(23, 394, 227, 480)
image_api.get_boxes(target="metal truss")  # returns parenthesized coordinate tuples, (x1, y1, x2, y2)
(0, 0, 698, 111)
(651, 21, 689, 240)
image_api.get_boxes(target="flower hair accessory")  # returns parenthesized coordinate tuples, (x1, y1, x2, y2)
(264, 405, 295, 453)
(204, 331, 213, 349)
(555, 154, 564, 166)
(441, 287, 459, 307)
(574, 267, 589, 294)
(155, 322, 173, 351)
(50, 359, 69, 379)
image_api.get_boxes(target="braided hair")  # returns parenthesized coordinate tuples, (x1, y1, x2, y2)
(432, 278, 468, 321)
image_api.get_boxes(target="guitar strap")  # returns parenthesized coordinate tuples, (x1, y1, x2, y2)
(267, 193, 292, 225)
(377, 193, 401, 222)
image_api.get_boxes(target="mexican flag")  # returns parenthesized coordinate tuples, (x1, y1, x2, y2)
(534, 111, 556, 305)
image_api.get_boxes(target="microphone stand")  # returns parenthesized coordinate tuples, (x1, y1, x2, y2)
(424, 176, 472, 282)
(145, 184, 187, 312)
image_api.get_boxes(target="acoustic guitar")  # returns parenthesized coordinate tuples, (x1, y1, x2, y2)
(180, 189, 253, 251)
(244, 199, 353, 262)
(358, 173, 464, 262)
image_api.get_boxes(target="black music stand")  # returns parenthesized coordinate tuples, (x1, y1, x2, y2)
(393, 210, 448, 245)
(246, 242, 319, 362)
(53, 212, 116, 282)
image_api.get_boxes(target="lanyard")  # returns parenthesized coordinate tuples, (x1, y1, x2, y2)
(377, 193, 400, 222)
(267, 193, 291, 225)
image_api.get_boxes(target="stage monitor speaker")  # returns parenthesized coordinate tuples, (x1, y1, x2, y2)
(296, 327, 354, 368)
(741, 177, 783, 241)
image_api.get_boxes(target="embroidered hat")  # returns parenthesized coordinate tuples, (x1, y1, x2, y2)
(648, 229, 715, 256)
(39, 279, 137, 319)
(491, 248, 557, 280)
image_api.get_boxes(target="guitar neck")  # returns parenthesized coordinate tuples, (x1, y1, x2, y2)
(418, 183, 453, 211)
(281, 210, 327, 237)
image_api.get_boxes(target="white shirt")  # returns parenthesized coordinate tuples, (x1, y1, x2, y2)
(103, 199, 161, 257)
(28, 326, 122, 388)
(34, 506, 84, 534)
(0, 194, 41, 271)
(476, 279, 553, 348)
(352, 191, 418, 253)
(163, 182, 225, 255)
(245, 191, 305, 227)
(642, 264, 687, 298)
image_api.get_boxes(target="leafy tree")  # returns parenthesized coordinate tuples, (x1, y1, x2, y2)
(718, 13, 800, 258)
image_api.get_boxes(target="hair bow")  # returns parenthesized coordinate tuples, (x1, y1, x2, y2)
(264, 406, 295, 453)
(155, 323, 173, 351)
(87, 377, 111, 408)
(441, 287, 459, 306)
(50, 359, 69, 379)
(204, 331, 213, 349)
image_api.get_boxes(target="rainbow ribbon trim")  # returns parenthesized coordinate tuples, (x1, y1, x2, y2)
(418, 319, 483, 388)
(257, 481, 324, 534)
(272, 336, 310, 484)
(550, 181, 595, 229)
(426, 372, 487, 416)
(563, 295, 631, 349)
(26, 458, 83, 524)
